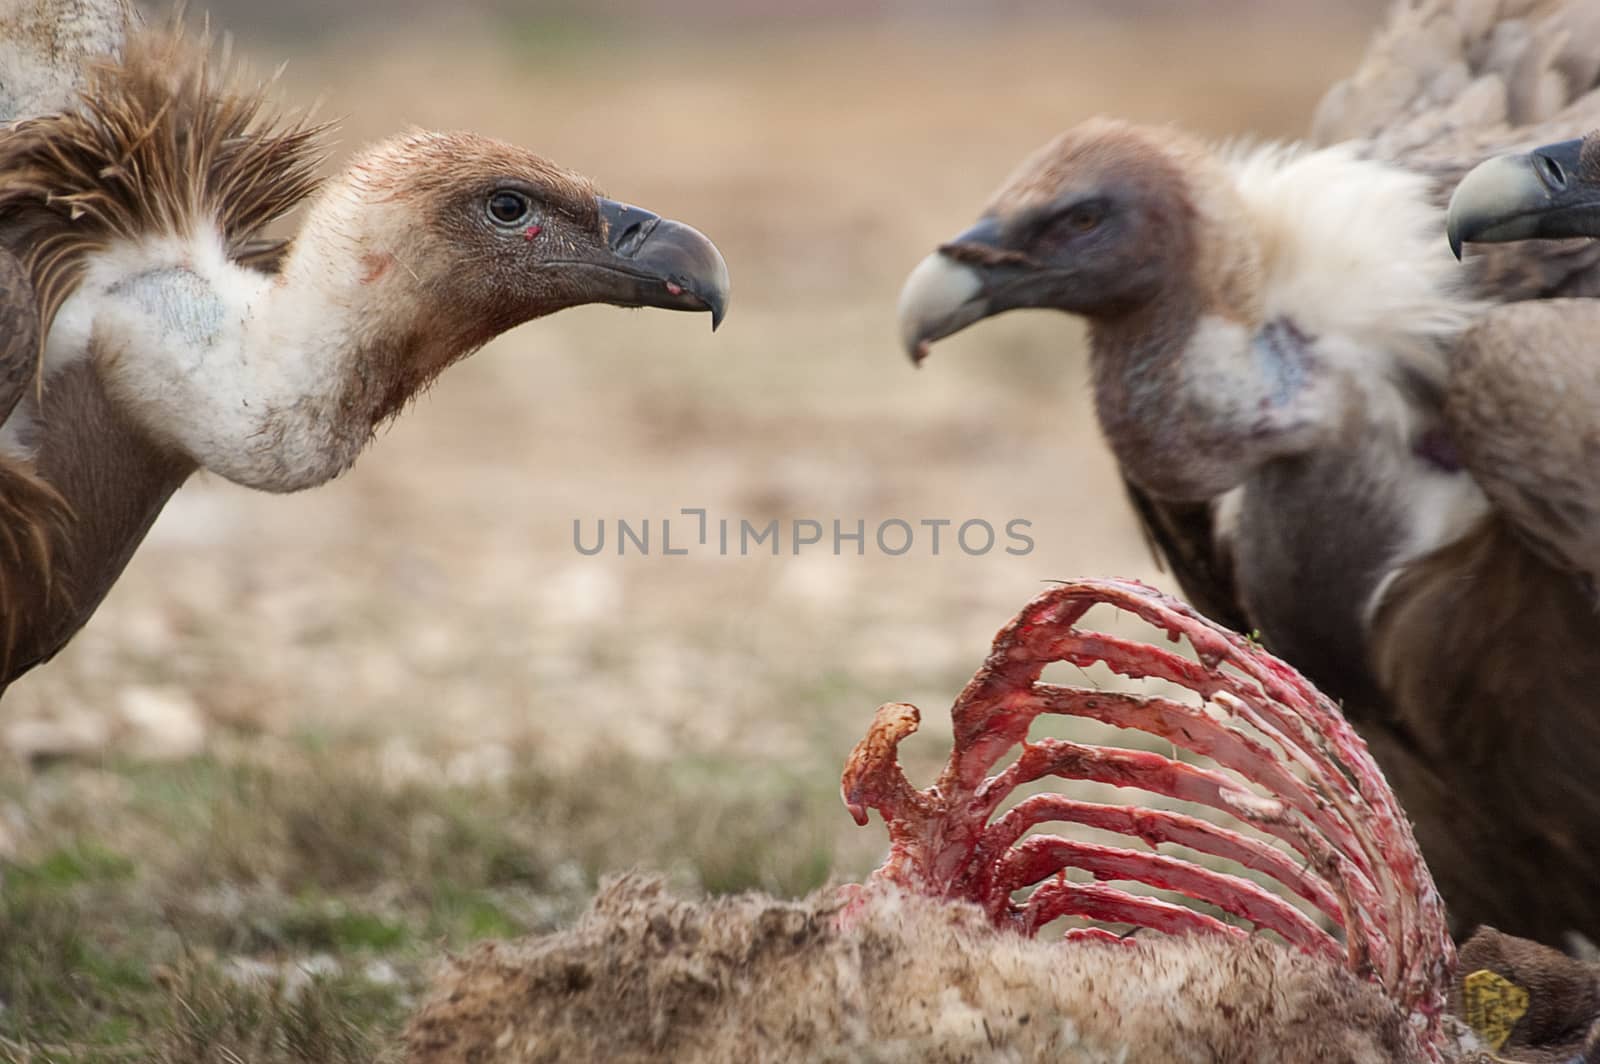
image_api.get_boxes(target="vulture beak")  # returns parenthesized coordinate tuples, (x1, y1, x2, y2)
(1446, 138, 1600, 259)
(896, 217, 1008, 365)
(585, 197, 731, 329)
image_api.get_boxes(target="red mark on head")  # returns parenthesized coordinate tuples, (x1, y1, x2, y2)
(359, 252, 394, 285)
(665, 281, 684, 296)
(523, 225, 543, 242)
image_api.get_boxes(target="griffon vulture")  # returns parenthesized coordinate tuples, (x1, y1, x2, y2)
(896, 0, 1600, 946)
(0, 3, 729, 689)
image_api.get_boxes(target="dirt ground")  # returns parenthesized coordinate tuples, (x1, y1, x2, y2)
(0, 8, 1380, 1059)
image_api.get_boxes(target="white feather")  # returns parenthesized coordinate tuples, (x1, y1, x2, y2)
(42, 225, 373, 492)
(1228, 141, 1481, 405)
(1221, 143, 1490, 614)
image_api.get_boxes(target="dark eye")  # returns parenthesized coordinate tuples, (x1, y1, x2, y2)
(486, 189, 532, 226)
(1065, 203, 1104, 232)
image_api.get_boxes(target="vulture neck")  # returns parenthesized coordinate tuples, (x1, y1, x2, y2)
(1080, 151, 1289, 502)
(1087, 288, 1201, 471)
(1084, 276, 1303, 504)
(54, 194, 453, 495)
(1084, 143, 1480, 504)
(1088, 287, 1208, 377)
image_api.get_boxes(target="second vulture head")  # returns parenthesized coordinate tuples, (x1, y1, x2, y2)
(895, 118, 1242, 370)
(1447, 133, 1600, 255)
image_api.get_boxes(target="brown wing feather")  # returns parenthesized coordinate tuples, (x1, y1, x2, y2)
(0, 243, 37, 425)
(0, 22, 325, 680)
(0, 21, 327, 395)
(1370, 517, 1600, 941)
(0, 0, 133, 124)
(1313, 0, 1600, 158)
(0, 458, 71, 679)
(1443, 299, 1600, 582)
(0, 245, 71, 674)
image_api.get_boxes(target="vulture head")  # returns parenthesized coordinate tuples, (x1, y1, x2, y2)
(17, 47, 730, 493)
(897, 117, 1322, 504)
(139, 127, 731, 488)
(1446, 134, 1600, 255)
(898, 118, 1255, 365)
(0, 20, 730, 683)
(313, 129, 727, 355)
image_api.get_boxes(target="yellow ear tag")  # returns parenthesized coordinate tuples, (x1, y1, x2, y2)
(1462, 969, 1531, 1051)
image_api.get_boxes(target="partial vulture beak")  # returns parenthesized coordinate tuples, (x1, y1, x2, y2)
(593, 197, 731, 329)
(1446, 138, 1600, 259)
(896, 218, 1006, 365)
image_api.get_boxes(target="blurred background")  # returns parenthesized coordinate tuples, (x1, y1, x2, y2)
(200, 0, 1388, 38)
(1, 2, 1394, 1057)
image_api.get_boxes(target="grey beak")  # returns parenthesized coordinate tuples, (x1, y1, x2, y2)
(597, 197, 730, 329)
(895, 218, 1007, 365)
(1447, 138, 1599, 259)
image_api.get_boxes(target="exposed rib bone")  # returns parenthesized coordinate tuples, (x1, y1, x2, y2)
(982, 795, 1345, 927)
(1025, 877, 1253, 941)
(841, 578, 1453, 1048)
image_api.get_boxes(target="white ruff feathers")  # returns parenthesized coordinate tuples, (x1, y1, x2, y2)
(1226, 141, 1482, 402)
(40, 224, 371, 492)
(1222, 142, 1490, 610)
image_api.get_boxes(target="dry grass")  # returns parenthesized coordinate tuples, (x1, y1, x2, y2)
(0, 9, 1376, 1060)
(0, 740, 855, 1060)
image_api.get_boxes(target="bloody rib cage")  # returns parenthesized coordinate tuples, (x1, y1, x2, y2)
(840, 578, 1453, 1036)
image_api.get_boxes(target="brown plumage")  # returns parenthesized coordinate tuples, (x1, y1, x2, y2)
(0, 27, 325, 381)
(0, 25, 321, 669)
(896, 0, 1600, 946)
(0, 6, 729, 687)
(0, 247, 66, 660)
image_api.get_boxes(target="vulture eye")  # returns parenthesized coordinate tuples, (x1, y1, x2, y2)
(1065, 203, 1105, 232)
(486, 189, 534, 227)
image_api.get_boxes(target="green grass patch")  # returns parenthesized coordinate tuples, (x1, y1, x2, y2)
(0, 855, 154, 1055)
(427, 885, 526, 942)
(10, 842, 136, 890)
(0, 738, 860, 1060)
(279, 902, 410, 954)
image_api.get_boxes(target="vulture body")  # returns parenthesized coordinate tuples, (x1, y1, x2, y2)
(897, 0, 1600, 946)
(0, 3, 729, 688)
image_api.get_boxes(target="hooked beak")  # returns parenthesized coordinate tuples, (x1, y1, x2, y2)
(896, 217, 1009, 366)
(1446, 138, 1600, 259)
(587, 197, 731, 329)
